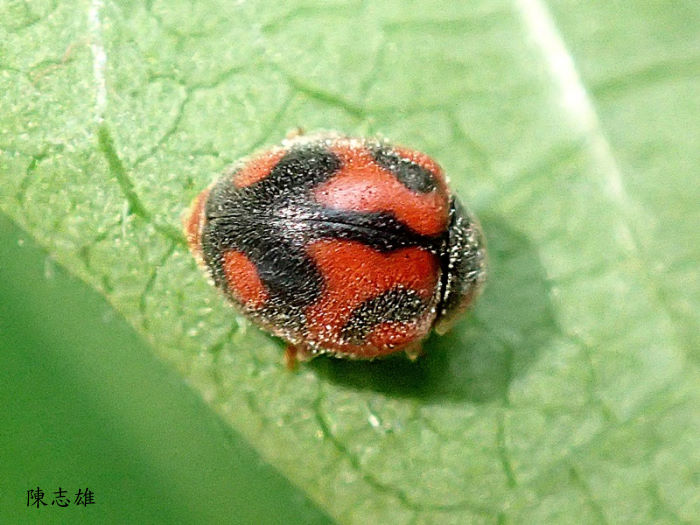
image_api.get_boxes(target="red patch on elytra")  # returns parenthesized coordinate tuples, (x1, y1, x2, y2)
(222, 250, 268, 309)
(233, 149, 287, 188)
(185, 188, 210, 261)
(305, 240, 439, 355)
(314, 141, 450, 236)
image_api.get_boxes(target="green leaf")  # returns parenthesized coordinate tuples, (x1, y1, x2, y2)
(0, 213, 331, 524)
(1, 0, 698, 523)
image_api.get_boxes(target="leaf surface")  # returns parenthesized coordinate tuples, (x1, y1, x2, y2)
(1, 0, 698, 522)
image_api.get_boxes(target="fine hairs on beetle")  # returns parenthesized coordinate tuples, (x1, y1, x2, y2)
(185, 131, 486, 367)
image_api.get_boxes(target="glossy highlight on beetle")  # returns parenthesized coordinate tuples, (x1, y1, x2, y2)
(185, 132, 486, 363)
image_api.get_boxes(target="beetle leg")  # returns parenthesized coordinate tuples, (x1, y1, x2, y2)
(284, 343, 314, 370)
(404, 341, 425, 361)
(285, 127, 305, 140)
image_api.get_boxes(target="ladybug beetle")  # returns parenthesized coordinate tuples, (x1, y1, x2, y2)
(185, 132, 486, 365)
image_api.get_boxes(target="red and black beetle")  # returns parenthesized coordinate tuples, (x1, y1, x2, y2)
(185, 132, 486, 365)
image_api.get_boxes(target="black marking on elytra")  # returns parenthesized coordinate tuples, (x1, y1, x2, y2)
(206, 145, 342, 220)
(201, 144, 341, 324)
(371, 145, 437, 193)
(340, 288, 427, 344)
(256, 145, 343, 203)
(199, 141, 449, 333)
(309, 208, 444, 254)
